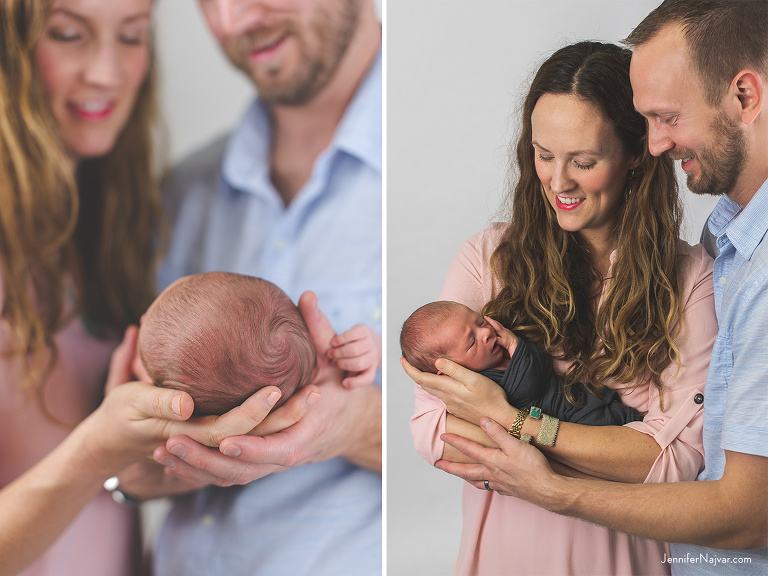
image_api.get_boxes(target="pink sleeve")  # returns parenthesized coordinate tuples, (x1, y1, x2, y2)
(623, 243, 716, 484)
(409, 225, 506, 465)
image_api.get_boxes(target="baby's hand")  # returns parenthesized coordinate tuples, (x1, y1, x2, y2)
(327, 324, 382, 388)
(485, 316, 519, 356)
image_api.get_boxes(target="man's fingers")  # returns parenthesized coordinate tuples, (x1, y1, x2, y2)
(298, 291, 336, 357)
(435, 459, 491, 483)
(156, 436, 282, 486)
(480, 417, 524, 456)
(441, 432, 498, 466)
(246, 385, 319, 437)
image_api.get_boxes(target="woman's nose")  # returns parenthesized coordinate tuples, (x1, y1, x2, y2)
(550, 163, 574, 193)
(83, 42, 121, 88)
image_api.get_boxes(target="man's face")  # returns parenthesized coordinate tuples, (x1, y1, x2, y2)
(630, 24, 746, 197)
(198, 0, 360, 105)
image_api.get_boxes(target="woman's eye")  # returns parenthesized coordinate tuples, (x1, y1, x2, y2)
(48, 27, 82, 42)
(575, 162, 595, 170)
(120, 27, 149, 46)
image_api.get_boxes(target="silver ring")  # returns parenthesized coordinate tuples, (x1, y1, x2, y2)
(483, 480, 491, 491)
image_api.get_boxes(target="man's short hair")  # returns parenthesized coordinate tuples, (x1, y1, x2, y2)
(624, 0, 768, 106)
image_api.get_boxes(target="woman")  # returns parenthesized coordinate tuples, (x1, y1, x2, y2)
(405, 42, 717, 575)
(0, 1, 311, 574)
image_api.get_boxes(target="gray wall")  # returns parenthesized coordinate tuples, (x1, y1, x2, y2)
(387, 1, 718, 574)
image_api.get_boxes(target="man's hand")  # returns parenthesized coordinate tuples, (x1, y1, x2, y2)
(437, 417, 564, 507)
(153, 291, 382, 486)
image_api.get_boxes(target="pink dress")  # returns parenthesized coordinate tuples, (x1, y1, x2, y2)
(411, 224, 717, 576)
(0, 307, 140, 576)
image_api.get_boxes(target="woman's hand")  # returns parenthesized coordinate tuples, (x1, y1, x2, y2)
(401, 357, 515, 428)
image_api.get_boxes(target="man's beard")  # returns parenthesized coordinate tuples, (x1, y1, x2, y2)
(229, 0, 360, 106)
(680, 111, 747, 197)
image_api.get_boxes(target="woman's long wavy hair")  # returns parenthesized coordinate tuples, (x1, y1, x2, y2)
(483, 42, 682, 406)
(0, 0, 165, 412)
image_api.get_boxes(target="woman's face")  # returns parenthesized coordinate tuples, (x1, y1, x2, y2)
(35, 0, 152, 162)
(531, 93, 638, 250)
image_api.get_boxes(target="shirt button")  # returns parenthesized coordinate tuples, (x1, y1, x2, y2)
(694, 393, 704, 404)
(719, 276, 727, 285)
(200, 513, 216, 527)
(370, 307, 382, 322)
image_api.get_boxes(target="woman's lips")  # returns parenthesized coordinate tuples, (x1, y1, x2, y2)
(555, 195, 586, 210)
(68, 100, 114, 122)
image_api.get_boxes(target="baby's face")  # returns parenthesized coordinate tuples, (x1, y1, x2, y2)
(439, 305, 505, 371)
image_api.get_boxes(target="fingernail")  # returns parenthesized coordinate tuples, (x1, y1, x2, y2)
(266, 391, 281, 407)
(172, 395, 183, 417)
(306, 392, 320, 406)
(435, 359, 446, 370)
(158, 456, 174, 469)
(223, 445, 241, 458)
(482, 419, 492, 430)
(399, 358, 404, 365)
(169, 444, 187, 460)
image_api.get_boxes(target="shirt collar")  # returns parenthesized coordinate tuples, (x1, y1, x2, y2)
(709, 177, 768, 259)
(221, 46, 382, 198)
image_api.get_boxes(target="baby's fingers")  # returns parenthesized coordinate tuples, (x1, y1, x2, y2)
(330, 324, 367, 348)
(342, 368, 376, 389)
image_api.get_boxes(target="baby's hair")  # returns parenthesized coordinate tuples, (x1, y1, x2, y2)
(400, 301, 464, 373)
(139, 272, 316, 415)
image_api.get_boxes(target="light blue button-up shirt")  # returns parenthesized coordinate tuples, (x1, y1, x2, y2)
(154, 51, 382, 576)
(669, 178, 768, 575)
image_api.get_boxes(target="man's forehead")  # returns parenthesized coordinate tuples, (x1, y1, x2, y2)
(630, 25, 697, 113)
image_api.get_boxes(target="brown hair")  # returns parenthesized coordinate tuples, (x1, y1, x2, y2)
(483, 41, 682, 405)
(400, 301, 463, 373)
(139, 273, 316, 416)
(624, 0, 768, 106)
(0, 0, 164, 409)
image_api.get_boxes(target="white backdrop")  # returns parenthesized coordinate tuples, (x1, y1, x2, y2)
(155, 2, 254, 163)
(387, 1, 719, 574)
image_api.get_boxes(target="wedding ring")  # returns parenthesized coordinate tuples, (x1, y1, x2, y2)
(484, 480, 491, 491)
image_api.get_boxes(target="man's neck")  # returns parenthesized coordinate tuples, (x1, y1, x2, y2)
(727, 121, 768, 207)
(269, 11, 381, 206)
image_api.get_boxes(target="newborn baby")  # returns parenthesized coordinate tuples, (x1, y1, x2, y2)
(136, 272, 316, 416)
(401, 300, 641, 426)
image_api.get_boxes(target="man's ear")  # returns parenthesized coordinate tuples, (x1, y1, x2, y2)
(731, 70, 763, 125)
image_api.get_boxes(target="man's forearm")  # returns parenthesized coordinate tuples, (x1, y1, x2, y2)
(547, 450, 767, 550)
(343, 385, 382, 473)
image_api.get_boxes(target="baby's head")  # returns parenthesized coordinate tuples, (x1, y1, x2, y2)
(400, 301, 504, 373)
(137, 272, 316, 416)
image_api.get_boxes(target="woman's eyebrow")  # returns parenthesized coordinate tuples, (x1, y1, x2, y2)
(532, 140, 602, 156)
(48, 7, 151, 24)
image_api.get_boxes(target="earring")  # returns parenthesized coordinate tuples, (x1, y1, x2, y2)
(626, 169, 636, 197)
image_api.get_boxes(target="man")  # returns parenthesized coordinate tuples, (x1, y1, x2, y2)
(147, 0, 382, 574)
(434, 0, 768, 573)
